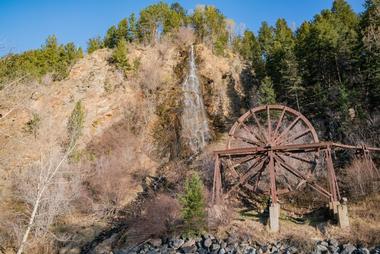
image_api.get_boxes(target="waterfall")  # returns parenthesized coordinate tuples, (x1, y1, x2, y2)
(181, 45, 210, 153)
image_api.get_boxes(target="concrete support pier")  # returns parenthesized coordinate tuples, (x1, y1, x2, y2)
(337, 203, 350, 228)
(329, 201, 339, 219)
(269, 203, 280, 232)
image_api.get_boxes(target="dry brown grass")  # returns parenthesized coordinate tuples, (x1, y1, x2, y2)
(120, 194, 181, 245)
(213, 194, 380, 248)
(341, 158, 380, 200)
(325, 194, 380, 246)
(79, 120, 157, 217)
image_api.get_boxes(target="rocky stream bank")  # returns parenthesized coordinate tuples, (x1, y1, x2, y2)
(78, 234, 380, 254)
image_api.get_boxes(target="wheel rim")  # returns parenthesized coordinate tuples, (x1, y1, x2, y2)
(225, 105, 320, 197)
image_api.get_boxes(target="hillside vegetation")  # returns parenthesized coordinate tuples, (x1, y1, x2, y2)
(0, 1, 379, 253)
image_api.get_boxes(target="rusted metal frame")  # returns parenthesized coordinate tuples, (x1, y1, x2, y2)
(251, 159, 269, 192)
(226, 155, 239, 178)
(216, 142, 360, 158)
(212, 154, 222, 204)
(230, 133, 262, 146)
(237, 119, 266, 145)
(296, 179, 307, 190)
(274, 116, 301, 144)
(227, 154, 258, 171)
(274, 142, 328, 152)
(268, 150, 278, 203)
(215, 146, 264, 156)
(215, 142, 328, 157)
(331, 142, 380, 152)
(324, 147, 340, 202)
(273, 106, 286, 139)
(267, 105, 272, 143)
(248, 105, 320, 143)
(274, 154, 332, 199)
(242, 183, 266, 194)
(250, 109, 268, 143)
(280, 151, 316, 165)
(226, 156, 267, 196)
(278, 128, 312, 145)
(254, 166, 265, 192)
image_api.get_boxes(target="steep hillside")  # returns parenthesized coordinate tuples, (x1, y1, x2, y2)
(0, 41, 251, 251)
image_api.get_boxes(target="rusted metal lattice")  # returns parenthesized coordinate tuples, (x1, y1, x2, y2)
(212, 105, 380, 206)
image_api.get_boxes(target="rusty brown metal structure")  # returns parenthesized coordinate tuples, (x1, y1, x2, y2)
(212, 105, 380, 207)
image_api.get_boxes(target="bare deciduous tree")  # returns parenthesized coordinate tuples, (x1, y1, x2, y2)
(15, 145, 80, 254)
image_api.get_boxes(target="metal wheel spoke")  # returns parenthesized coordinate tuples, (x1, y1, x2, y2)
(221, 105, 324, 206)
(230, 133, 261, 146)
(250, 110, 268, 143)
(227, 156, 266, 195)
(273, 106, 286, 139)
(237, 120, 266, 145)
(228, 155, 257, 170)
(267, 105, 272, 142)
(279, 129, 312, 145)
(274, 154, 331, 198)
(276, 151, 316, 165)
(237, 156, 266, 184)
(253, 160, 267, 191)
(274, 116, 301, 144)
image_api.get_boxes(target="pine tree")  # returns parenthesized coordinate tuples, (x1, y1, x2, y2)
(258, 76, 276, 105)
(110, 38, 130, 76)
(104, 26, 118, 48)
(238, 30, 264, 78)
(258, 21, 274, 60)
(180, 173, 206, 235)
(138, 2, 172, 43)
(87, 37, 103, 54)
(191, 5, 228, 55)
(127, 13, 138, 42)
(263, 19, 298, 102)
(359, 0, 380, 111)
(117, 18, 128, 42)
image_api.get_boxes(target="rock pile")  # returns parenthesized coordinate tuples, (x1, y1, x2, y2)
(112, 235, 380, 254)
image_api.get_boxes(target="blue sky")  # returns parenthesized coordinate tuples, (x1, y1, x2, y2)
(0, 0, 365, 56)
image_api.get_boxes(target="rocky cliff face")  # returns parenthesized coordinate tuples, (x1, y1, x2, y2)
(0, 42, 249, 172)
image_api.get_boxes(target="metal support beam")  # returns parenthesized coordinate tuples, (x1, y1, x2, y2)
(325, 147, 340, 202)
(268, 150, 277, 203)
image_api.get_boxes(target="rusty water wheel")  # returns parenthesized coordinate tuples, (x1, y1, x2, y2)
(224, 105, 320, 202)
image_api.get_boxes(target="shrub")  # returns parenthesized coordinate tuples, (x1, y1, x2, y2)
(180, 173, 206, 236)
(87, 36, 104, 54)
(24, 113, 41, 138)
(67, 100, 85, 148)
(342, 158, 380, 200)
(122, 194, 181, 245)
(110, 38, 131, 76)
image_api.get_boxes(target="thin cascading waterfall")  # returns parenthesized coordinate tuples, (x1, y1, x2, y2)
(181, 45, 210, 153)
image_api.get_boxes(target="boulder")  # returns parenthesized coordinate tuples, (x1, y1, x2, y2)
(204, 238, 213, 248)
(341, 244, 356, 254)
(212, 243, 221, 251)
(171, 238, 185, 249)
(149, 238, 162, 248)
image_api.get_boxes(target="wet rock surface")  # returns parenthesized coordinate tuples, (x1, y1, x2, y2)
(107, 235, 380, 254)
